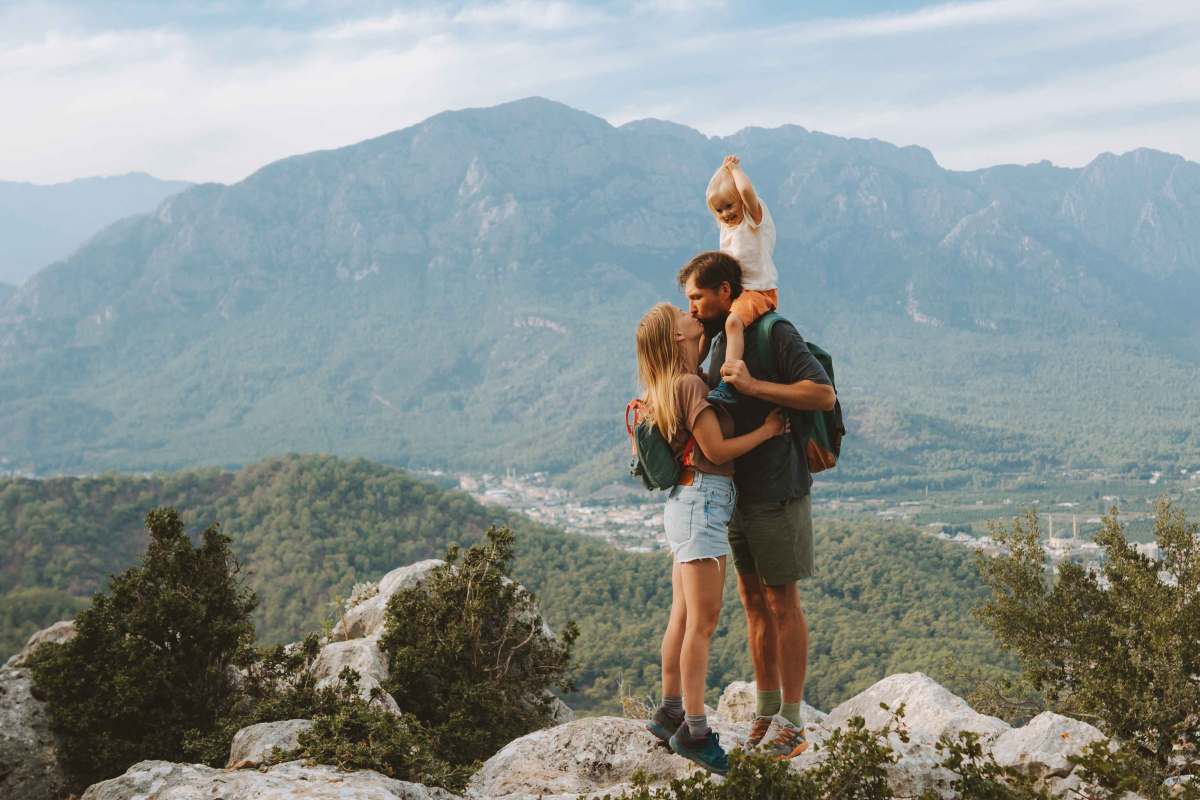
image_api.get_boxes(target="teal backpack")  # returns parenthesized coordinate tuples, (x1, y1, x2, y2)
(746, 312, 845, 472)
(625, 399, 696, 490)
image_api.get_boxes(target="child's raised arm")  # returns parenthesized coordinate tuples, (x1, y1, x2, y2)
(723, 155, 762, 225)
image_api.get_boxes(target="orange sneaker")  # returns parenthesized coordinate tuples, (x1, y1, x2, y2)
(747, 715, 773, 748)
(766, 718, 808, 760)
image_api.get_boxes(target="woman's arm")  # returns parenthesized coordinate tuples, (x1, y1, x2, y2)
(690, 407, 787, 466)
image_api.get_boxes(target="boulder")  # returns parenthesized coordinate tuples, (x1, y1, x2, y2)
(81, 759, 460, 799)
(991, 711, 1106, 779)
(824, 672, 1010, 744)
(333, 560, 444, 640)
(0, 666, 70, 800)
(311, 636, 401, 714)
(226, 718, 314, 768)
(4, 619, 77, 668)
(716, 680, 827, 725)
(467, 716, 702, 799)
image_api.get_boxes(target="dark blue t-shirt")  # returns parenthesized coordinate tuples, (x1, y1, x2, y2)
(706, 316, 831, 503)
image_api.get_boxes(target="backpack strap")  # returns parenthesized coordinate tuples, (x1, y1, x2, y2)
(748, 311, 782, 380)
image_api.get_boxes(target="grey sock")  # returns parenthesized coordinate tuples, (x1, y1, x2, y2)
(686, 713, 709, 739)
(661, 696, 683, 718)
(780, 700, 803, 727)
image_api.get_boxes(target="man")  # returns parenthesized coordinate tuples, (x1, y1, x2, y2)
(678, 250, 836, 760)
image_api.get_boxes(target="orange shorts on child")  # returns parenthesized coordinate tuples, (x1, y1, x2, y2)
(730, 288, 778, 327)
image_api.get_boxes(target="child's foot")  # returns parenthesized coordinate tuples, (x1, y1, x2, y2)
(706, 380, 739, 409)
(669, 725, 729, 775)
(646, 706, 684, 744)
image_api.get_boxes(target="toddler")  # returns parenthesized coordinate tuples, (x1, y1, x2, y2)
(703, 155, 778, 408)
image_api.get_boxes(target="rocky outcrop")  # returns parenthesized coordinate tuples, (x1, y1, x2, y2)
(4, 619, 76, 668)
(824, 672, 1010, 744)
(991, 711, 1106, 779)
(0, 666, 70, 800)
(226, 718, 314, 768)
(80, 759, 461, 799)
(467, 716, 701, 800)
(716, 680, 827, 725)
(311, 636, 402, 714)
(333, 559, 443, 640)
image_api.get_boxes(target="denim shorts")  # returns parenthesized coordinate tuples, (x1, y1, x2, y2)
(662, 472, 736, 563)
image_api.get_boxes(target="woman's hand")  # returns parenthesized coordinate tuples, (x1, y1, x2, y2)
(762, 408, 790, 438)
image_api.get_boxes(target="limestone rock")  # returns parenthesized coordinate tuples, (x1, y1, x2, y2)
(825, 672, 1010, 744)
(311, 635, 401, 713)
(991, 711, 1106, 779)
(333, 559, 444, 640)
(81, 759, 460, 799)
(716, 680, 827, 725)
(226, 718, 314, 768)
(4, 619, 77, 668)
(467, 716, 703, 799)
(0, 666, 70, 800)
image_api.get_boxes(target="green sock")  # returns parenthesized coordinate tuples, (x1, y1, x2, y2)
(780, 700, 803, 726)
(756, 688, 781, 718)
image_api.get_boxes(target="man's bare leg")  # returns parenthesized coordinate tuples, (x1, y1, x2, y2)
(761, 582, 808, 708)
(736, 572, 781, 692)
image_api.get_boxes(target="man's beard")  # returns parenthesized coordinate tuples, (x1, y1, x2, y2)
(701, 313, 727, 341)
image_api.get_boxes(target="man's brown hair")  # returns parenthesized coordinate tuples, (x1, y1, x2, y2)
(677, 251, 743, 298)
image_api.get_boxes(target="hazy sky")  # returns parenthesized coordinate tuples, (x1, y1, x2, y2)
(4, 0, 1200, 185)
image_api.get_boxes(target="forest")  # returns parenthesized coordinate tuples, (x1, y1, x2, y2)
(0, 454, 1015, 711)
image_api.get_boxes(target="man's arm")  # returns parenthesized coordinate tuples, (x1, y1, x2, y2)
(720, 360, 836, 411)
(719, 319, 835, 410)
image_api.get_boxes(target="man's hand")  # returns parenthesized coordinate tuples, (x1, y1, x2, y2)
(723, 154, 740, 171)
(720, 359, 756, 392)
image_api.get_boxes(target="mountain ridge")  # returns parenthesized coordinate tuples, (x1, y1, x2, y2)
(1, 98, 1197, 480)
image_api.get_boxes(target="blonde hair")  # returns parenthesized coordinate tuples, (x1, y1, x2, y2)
(705, 167, 737, 214)
(635, 303, 687, 442)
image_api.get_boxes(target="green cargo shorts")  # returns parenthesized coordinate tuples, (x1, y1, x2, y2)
(727, 494, 814, 585)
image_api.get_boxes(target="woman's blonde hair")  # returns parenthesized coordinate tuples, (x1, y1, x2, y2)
(705, 167, 737, 214)
(635, 302, 687, 442)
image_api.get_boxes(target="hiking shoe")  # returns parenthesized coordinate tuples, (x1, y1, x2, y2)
(705, 380, 739, 409)
(747, 715, 774, 749)
(765, 716, 808, 760)
(646, 707, 684, 744)
(669, 726, 729, 775)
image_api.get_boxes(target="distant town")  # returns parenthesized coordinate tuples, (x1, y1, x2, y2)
(448, 468, 1199, 573)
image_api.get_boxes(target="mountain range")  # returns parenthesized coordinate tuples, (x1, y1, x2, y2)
(2, 98, 1198, 486)
(0, 173, 192, 286)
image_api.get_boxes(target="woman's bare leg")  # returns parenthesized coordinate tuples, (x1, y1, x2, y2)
(679, 556, 726, 715)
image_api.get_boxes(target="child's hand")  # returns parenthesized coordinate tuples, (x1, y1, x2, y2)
(723, 155, 741, 171)
(763, 408, 790, 438)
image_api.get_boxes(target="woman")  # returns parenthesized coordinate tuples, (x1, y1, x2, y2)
(635, 302, 787, 775)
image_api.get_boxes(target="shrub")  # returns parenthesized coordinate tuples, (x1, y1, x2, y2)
(976, 502, 1200, 796)
(29, 507, 257, 788)
(294, 666, 473, 791)
(379, 524, 578, 765)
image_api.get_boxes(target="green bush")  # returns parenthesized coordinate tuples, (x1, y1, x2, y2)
(976, 502, 1200, 797)
(29, 507, 257, 789)
(379, 524, 579, 765)
(293, 666, 473, 791)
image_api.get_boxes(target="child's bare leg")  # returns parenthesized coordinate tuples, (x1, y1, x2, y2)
(723, 314, 746, 366)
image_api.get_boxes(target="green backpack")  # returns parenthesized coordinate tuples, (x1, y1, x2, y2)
(625, 399, 696, 490)
(746, 312, 845, 472)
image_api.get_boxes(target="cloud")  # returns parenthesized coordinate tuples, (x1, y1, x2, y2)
(2, 0, 1199, 184)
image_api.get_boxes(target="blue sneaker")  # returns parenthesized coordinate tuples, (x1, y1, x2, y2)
(669, 726, 729, 775)
(646, 707, 683, 744)
(705, 380, 739, 409)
